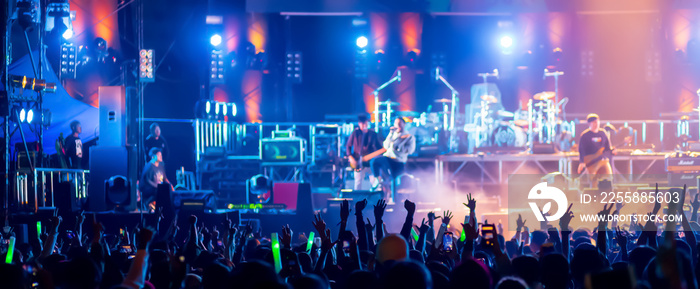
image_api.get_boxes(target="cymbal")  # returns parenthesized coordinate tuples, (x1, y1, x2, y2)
(533, 91, 555, 101)
(534, 102, 547, 108)
(434, 98, 452, 103)
(480, 95, 498, 103)
(397, 111, 421, 117)
(377, 101, 400, 106)
(497, 110, 514, 118)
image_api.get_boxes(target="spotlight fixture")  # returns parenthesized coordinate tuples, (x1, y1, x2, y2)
(285, 52, 303, 83)
(139, 49, 155, 82)
(210, 50, 225, 84)
(500, 36, 513, 48)
(60, 43, 77, 79)
(356, 36, 368, 49)
(210, 34, 222, 47)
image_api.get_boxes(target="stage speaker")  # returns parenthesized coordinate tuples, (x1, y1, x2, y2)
(532, 143, 556, 154)
(89, 146, 128, 211)
(172, 190, 217, 212)
(105, 175, 135, 211)
(55, 181, 84, 212)
(98, 86, 125, 147)
(156, 183, 175, 219)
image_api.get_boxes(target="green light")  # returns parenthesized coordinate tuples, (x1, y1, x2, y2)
(5, 236, 15, 264)
(36, 221, 41, 236)
(306, 232, 315, 252)
(460, 230, 466, 242)
(411, 228, 419, 242)
(271, 233, 282, 273)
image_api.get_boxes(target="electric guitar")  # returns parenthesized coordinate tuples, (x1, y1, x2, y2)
(349, 148, 387, 170)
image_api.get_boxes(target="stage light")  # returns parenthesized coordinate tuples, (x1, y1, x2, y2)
(139, 49, 155, 82)
(210, 50, 225, 84)
(26, 109, 34, 124)
(500, 36, 513, 48)
(231, 103, 237, 117)
(222, 103, 228, 116)
(60, 43, 77, 79)
(356, 36, 368, 49)
(19, 109, 26, 123)
(205, 101, 211, 114)
(62, 28, 73, 39)
(285, 52, 303, 83)
(210, 34, 222, 46)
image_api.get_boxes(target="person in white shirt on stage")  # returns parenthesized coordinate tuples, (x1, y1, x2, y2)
(370, 117, 416, 194)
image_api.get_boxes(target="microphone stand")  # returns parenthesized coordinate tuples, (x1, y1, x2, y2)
(436, 67, 460, 152)
(372, 69, 402, 132)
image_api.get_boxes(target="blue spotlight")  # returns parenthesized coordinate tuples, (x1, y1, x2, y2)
(356, 36, 368, 49)
(210, 34, 222, 46)
(62, 28, 74, 40)
(19, 109, 26, 123)
(500, 36, 513, 48)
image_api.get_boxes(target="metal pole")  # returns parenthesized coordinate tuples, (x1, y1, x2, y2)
(4, 0, 12, 210)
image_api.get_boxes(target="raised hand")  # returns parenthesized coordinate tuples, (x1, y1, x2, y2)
(76, 210, 85, 225)
(598, 203, 613, 217)
(312, 213, 327, 234)
(614, 201, 625, 214)
(418, 218, 430, 235)
(189, 215, 198, 226)
(320, 228, 335, 251)
(281, 225, 292, 249)
(374, 199, 387, 221)
(340, 200, 351, 222)
(355, 199, 368, 213)
(461, 222, 479, 241)
(50, 215, 62, 234)
(652, 183, 662, 215)
(463, 193, 477, 212)
(442, 210, 453, 225)
(404, 199, 416, 215)
(516, 214, 526, 232)
(692, 193, 700, 212)
(135, 227, 155, 250)
(559, 203, 574, 231)
(615, 226, 628, 249)
(427, 212, 437, 224)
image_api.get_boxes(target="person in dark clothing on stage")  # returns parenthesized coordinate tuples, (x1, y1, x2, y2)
(144, 123, 168, 162)
(64, 120, 83, 169)
(139, 147, 170, 210)
(346, 114, 383, 190)
(577, 113, 615, 187)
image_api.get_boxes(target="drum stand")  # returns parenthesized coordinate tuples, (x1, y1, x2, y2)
(435, 67, 460, 152)
(544, 69, 564, 139)
(372, 70, 402, 132)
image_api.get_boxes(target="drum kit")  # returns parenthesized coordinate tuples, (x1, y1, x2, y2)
(464, 68, 572, 151)
(370, 67, 573, 153)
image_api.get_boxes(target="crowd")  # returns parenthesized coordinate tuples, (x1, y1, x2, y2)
(0, 189, 698, 289)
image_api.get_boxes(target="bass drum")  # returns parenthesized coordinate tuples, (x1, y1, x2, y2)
(491, 124, 526, 147)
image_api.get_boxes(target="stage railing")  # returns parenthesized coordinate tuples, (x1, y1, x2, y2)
(16, 168, 89, 212)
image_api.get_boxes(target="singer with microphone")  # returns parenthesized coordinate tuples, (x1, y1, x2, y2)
(370, 117, 416, 197)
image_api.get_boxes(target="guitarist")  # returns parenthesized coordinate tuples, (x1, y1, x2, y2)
(371, 117, 416, 193)
(577, 113, 615, 187)
(346, 114, 382, 189)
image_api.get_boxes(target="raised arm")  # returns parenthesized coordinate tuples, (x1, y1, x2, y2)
(355, 199, 369, 251)
(374, 200, 387, 242)
(121, 227, 154, 289)
(400, 200, 416, 245)
(559, 204, 574, 261)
